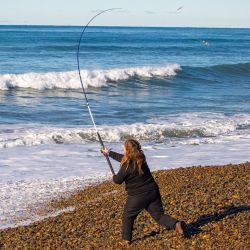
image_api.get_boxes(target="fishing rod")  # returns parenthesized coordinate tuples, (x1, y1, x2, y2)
(77, 8, 121, 175)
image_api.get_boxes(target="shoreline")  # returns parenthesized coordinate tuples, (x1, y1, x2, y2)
(0, 162, 249, 249)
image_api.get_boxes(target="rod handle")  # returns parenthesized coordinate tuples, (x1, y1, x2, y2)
(97, 132, 115, 175)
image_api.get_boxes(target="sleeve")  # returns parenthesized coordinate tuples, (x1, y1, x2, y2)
(108, 150, 124, 163)
(113, 166, 127, 184)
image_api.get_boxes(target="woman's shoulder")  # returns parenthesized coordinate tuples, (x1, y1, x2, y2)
(142, 160, 152, 172)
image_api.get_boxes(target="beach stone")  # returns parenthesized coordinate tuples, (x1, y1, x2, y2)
(0, 162, 249, 249)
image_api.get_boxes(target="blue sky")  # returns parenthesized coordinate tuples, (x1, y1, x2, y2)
(0, 0, 249, 27)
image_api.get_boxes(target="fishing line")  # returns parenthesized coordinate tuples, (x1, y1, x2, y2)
(77, 8, 121, 175)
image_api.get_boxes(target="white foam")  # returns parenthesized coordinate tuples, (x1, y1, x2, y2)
(0, 143, 114, 229)
(0, 207, 75, 230)
(0, 113, 249, 148)
(0, 64, 181, 90)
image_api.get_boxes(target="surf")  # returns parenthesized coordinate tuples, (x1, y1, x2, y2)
(1, 113, 249, 148)
(0, 64, 181, 90)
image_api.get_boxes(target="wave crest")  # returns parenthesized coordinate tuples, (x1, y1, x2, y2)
(0, 64, 181, 90)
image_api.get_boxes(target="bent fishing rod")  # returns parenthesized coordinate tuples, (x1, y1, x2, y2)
(77, 8, 121, 175)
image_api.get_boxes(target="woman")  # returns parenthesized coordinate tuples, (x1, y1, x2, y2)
(101, 139, 185, 245)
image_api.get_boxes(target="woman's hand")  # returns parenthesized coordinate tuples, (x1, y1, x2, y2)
(100, 147, 109, 156)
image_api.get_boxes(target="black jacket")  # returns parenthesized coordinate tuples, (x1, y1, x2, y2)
(109, 150, 159, 196)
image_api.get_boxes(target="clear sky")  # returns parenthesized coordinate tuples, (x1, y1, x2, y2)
(0, 0, 249, 28)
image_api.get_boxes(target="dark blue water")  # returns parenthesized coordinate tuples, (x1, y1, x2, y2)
(0, 26, 249, 129)
(1, 26, 250, 74)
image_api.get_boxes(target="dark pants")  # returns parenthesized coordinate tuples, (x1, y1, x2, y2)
(122, 189, 177, 241)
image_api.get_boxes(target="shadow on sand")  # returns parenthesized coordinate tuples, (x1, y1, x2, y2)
(134, 204, 250, 242)
(185, 204, 250, 237)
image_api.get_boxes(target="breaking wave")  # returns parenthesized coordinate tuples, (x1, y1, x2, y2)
(0, 64, 181, 90)
(1, 113, 249, 148)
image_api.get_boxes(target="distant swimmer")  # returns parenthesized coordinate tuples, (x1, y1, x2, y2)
(202, 40, 209, 46)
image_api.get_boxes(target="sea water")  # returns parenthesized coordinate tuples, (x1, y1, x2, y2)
(0, 26, 250, 228)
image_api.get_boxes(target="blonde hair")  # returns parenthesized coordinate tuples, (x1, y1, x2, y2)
(121, 139, 145, 175)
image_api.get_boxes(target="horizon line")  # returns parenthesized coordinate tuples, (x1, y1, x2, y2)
(0, 24, 249, 29)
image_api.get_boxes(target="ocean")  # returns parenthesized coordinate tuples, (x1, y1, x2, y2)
(0, 25, 250, 228)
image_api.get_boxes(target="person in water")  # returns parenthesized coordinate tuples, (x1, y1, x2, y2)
(101, 138, 186, 245)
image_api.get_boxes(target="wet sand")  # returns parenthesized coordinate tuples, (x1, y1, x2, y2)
(0, 162, 249, 249)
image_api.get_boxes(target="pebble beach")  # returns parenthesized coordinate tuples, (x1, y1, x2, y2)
(0, 162, 249, 249)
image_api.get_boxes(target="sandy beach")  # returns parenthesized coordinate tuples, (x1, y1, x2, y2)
(0, 162, 249, 249)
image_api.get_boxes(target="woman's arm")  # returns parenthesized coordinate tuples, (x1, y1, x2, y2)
(113, 166, 127, 184)
(108, 150, 124, 163)
(101, 148, 125, 183)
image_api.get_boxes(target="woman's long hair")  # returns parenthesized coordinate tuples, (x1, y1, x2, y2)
(121, 139, 145, 175)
